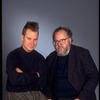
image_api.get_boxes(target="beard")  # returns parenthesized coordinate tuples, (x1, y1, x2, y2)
(56, 46, 69, 56)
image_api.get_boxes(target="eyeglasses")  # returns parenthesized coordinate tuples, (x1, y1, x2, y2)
(53, 38, 69, 45)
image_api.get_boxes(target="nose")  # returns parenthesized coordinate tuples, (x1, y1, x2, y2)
(30, 40, 35, 46)
(57, 41, 63, 46)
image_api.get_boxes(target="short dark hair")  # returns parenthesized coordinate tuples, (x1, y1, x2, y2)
(22, 21, 39, 36)
(53, 27, 73, 41)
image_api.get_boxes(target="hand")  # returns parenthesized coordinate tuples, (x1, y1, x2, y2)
(74, 98, 80, 100)
(48, 99, 52, 100)
(16, 67, 23, 73)
(36, 72, 40, 77)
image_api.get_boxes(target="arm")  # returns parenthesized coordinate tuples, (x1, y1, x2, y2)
(6, 53, 39, 86)
(16, 67, 23, 73)
(16, 67, 40, 78)
(74, 98, 80, 100)
(77, 50, 99, 99)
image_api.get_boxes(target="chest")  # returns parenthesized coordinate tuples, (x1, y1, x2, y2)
(18, 53, 39, 72)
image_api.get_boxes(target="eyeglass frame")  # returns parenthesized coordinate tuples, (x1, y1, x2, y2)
(53, 37, 69, 45)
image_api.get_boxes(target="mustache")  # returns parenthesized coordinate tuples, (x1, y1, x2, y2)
(57, 46, 64, 49)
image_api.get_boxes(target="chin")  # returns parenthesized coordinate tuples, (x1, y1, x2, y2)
(29, 49, 34, 51)
(29, 47, 34, 50)
(27, 48, 33, 52)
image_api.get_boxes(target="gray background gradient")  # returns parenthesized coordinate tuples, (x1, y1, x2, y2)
(2, 0, 99, 100)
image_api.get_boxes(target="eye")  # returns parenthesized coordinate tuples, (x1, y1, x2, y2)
(61, 39, 65, 42)
(27, 38, 31, 40)
(34, 39, 38, 41)
(55, 40, 59, 43)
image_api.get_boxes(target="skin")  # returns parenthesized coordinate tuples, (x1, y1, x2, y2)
(54, 30, 72, 56)
(21, 28, 38, 52)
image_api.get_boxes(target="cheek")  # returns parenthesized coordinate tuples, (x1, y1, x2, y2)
(34, 42, 38, 46)
(23, 39, 28, 44)
(25, 41, 29, 46)
(64, 42, 70, 48)
(55, 45, 58, 49)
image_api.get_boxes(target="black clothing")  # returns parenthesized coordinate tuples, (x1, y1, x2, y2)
(6, 47, 52, 98)
(53, 55, 77, 98)
(46, 44, 99, 100)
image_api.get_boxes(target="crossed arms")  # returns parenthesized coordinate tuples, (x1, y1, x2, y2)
(16, 67, 40, 77)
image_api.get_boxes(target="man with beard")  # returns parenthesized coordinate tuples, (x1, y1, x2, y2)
(46, 27, 99, 100)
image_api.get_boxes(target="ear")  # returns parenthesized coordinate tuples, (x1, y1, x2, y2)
(69, 37, 72, 44)
(21, 34, 24, 41)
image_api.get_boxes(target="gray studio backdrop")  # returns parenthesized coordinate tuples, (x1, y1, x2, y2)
(2, 0, 99, 100)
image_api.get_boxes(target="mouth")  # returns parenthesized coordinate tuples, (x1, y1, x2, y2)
(58, 46, 63, 49)
(57, 47, 64, 52)
(28, 47, 34, 51)
(29, 46, 34, 48)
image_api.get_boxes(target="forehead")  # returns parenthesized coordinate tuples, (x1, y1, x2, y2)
(55, 30, 67, 39)
(25, 29, 38, 37)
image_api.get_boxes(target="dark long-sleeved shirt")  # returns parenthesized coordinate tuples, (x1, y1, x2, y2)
(6, 46, 52, 98)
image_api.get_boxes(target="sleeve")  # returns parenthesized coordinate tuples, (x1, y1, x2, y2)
(6, 52, 38, 86)
(77, 50, 99, 99)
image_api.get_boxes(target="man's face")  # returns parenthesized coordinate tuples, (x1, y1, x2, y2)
(21, 29, 38, 52)
(54, 30, 72, 56)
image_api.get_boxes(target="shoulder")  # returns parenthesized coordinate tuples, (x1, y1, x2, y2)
(6, 47, 21, 63)
(70, 45, 91, 59)
(7, 47, 20, 58)
(46, 51, 57, 60)
(71, 44, 89, 53)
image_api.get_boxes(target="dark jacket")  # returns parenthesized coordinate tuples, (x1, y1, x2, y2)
(6, 47, 52, 98)
(46, 44, 99, 100)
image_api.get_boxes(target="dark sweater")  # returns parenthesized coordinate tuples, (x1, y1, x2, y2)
(6, 47, 52, 98)
(53, 55, 77, 98)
